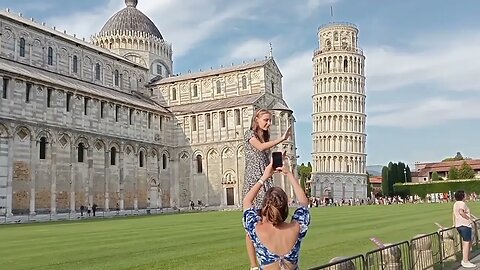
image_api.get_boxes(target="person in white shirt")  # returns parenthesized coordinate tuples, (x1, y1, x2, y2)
(453, 190, 476, 268)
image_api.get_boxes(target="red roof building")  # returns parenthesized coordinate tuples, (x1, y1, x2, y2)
(413, 159, 480, 182)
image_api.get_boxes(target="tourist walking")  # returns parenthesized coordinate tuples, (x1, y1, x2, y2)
(243, 158, 310, 270)
(242, 108, 291, 270)
(453, 190, 476, 268)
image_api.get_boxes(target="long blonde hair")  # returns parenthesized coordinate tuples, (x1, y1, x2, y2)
(250, 108, 271, 143)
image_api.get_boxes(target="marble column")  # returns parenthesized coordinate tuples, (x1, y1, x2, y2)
(205, 156, 209, 206)
(87, 147, 94, 205)
(156, 149, 162, 208)
(50, 142, 57, 215)
(104, 149, 110, 211)
(5, 136, 13, 216)
(133, 153, 138, 210)
(29, 137, 36, 215)
(69, 144, 75, 214)
(119, 150, 124, 210)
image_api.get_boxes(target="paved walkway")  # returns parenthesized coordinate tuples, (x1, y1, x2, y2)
(456, 253, 480, 269)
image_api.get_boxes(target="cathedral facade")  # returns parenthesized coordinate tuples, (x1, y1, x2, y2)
(0, 0, 297, 216)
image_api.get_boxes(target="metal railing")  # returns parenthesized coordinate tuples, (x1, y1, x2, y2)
(318, 22, 358, 31)
(309, 254, 365, 270)
(438, 227, 462, 262)
(314, 46, 364, 56)
(410, 233, 442, 270)
(308, 219, 480, 270)
(366, 241, 411, 270)
(473, 219, 480, 249)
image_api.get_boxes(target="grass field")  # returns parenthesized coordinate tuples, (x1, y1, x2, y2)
(0, 202, 478, 270)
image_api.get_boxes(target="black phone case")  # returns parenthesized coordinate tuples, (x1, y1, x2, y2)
(272, 152, 282, 168)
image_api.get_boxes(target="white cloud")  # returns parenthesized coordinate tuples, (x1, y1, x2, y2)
(47, 0, 259, 57)
(46, 1, 123, 40)
(366, 103, 406, 114)
(301, 0, 339, 18)
(229, 39, 271, 61)
(365, 31, 480, 92)
(368, 97, 480, 128)
(278, 50, 314, 122)
(278, 29, 480, 126)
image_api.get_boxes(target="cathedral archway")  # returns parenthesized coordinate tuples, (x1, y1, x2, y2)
(148, 178, 159, 209)
(222, 171, 236, 206)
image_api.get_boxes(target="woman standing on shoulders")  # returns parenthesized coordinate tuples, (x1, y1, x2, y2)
(243, 108, 291, 270)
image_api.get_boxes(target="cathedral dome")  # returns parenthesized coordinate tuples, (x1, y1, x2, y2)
(99, 0, 163, 39)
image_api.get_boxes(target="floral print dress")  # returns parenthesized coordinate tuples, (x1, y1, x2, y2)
(242, 129, 272, 208)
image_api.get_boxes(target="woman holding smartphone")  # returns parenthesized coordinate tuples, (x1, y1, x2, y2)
(243, 158, 310, 270)
(243, 108, 291, 270)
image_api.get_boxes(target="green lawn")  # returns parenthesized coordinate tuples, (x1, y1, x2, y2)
(0, 202, 477, 270)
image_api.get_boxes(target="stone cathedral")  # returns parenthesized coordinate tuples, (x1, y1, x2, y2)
(0, 0, 297, 216)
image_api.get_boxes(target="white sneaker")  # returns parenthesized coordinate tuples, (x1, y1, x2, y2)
(461, 261, 476, 268)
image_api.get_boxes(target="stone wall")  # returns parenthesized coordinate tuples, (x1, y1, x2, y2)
(0, 11, 299, 215)
(0, 12, 148, 95)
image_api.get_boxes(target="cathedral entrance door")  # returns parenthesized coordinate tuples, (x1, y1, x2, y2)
(149, 181, 159, 209)
(226, 187, 234, 206)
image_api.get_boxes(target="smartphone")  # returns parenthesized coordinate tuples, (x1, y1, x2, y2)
(272, 151, 283, 169)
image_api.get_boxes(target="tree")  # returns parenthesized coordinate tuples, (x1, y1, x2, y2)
(381, 166, 390, 196)
(381, 161, 412, 197)
(367, 173, 372, 198)
(297, 163, 312, 194)
(405, 165, 412, 182)
(298, 163, 312, 180)
(431, 171, 440, 181)
(442, 151, 465, 162)
(459, 161, 475, 179)
(448, 166, 459, 180)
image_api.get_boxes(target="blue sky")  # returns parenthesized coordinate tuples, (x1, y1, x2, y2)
(2, 0, 480, 167)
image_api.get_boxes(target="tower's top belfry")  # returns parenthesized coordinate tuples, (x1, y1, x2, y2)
(316, 22, 361, 56)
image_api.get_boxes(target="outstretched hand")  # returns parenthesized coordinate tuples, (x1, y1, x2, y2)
(279, 155, 292, 175)
(282, 126, 292, 141)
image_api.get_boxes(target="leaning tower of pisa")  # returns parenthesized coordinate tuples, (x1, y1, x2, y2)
(311, 22, 367, 202)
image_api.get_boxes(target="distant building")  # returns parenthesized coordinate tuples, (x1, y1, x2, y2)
(412, 160, 480, 182)
(369, 176, 382, 189)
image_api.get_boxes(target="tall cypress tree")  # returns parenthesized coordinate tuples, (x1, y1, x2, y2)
(382, 166, 390, 196)
(406, 165, 412, 182)
(367, 173, 372, 198)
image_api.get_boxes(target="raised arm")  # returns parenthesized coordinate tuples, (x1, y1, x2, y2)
(249, 126, 291, 152)
(280, 158, 308, 207)
(243, 162, 275, 210)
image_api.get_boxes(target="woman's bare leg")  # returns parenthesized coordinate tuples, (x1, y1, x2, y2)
(246, 234, 258, 268)
(462, 240, 470, 262)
